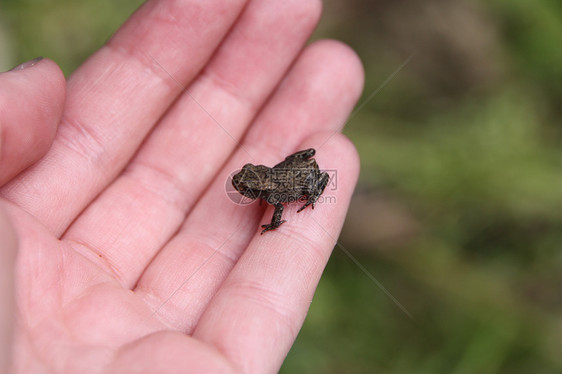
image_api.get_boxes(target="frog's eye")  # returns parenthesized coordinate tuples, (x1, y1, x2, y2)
(242, 163, 253, 169)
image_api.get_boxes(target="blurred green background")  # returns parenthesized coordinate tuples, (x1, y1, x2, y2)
(2, 0, 561, 372)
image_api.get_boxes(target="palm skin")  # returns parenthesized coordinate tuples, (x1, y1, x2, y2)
(0, 1, 363, 373)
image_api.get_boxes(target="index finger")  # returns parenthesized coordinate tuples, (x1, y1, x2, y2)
(0, 0, 248, 235)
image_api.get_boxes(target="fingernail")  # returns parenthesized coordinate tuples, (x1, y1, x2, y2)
(9, 57, 44, 72)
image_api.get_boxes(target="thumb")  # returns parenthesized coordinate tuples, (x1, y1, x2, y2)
(0, 205, 17, 372)
(0, 57, 66, 186)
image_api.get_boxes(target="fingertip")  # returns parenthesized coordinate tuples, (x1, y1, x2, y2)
(300, 131, 360, 232)
(335, 132, 361, 181)
(306, 39, 365, 103)
(0, 58, 66, 185)
(308, 131, 360, 185)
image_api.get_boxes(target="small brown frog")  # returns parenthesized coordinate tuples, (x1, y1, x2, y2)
(232, 148, 329, 234)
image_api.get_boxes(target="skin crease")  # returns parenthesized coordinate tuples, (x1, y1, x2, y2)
(0, 0, 364, 373)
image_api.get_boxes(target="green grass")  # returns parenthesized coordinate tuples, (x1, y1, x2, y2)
(1, 0, 143, 73)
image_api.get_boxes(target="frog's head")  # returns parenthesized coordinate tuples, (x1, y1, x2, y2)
(231, 164, 271, 200)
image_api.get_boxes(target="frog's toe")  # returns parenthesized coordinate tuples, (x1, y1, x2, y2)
(297, 201, 312, 213)
(260, 220, 286, 234)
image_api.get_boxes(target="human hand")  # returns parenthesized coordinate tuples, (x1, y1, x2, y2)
(0, 1, 363, 372)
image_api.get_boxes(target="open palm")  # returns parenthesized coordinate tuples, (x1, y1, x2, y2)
(0, 1, 363, 372)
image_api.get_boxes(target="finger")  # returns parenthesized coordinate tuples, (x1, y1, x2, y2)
(136, 40, 364, 332)
(62, 0, 322, 287)
(0, 0, 248, 235)
(194, 134, 359, 373)
(0, 204, 18, 372)
(0, 58, 65, 186)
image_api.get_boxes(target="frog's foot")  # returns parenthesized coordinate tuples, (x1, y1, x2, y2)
(297, 201, 312, 213)
(260, 203, 285, 234)
(297, 197, 318, 213)
(261, 220, 286, 234)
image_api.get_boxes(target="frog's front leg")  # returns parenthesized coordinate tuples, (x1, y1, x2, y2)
(286, 148, 315, 161)
(261, 203, 286, 234)
(297, 171, 329, 213)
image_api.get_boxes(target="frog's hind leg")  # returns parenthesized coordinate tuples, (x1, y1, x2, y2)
(297, 172, 329, 213)
(261, 203, 286, 234)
